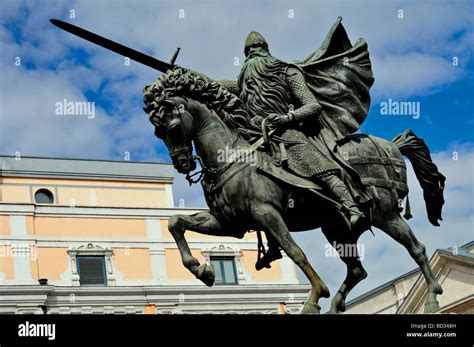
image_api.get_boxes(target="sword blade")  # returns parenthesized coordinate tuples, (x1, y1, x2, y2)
(50, 19, 172, 73)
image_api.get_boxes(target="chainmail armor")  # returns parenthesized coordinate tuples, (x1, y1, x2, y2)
(217, 64, 341, 178)
(278, 67, 340, 178)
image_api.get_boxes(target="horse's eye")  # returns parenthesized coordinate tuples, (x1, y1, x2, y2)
(168, 124, 182, 141)
(154, 126, 165, 138)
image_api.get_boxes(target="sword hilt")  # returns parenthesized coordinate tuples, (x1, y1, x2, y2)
(170, 47, 181, 66)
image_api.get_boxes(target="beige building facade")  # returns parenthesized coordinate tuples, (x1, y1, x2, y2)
(0, 156, 309, 314)
(345, 241, 474, 314)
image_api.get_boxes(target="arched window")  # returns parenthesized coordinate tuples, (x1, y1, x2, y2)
(34, 188, 54, 204)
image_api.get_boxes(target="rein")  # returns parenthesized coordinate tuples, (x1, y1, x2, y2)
(185, 121, 281, 186)
(185, 156, 207, 185)
(185, 150, 253, 187)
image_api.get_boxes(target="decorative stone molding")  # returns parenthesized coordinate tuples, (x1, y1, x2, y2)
(15, 307, 44, 315)
(284, 302, 304, 314)
(396, 251, 474, 314)
(58, 307, 71, 315)
(0, 282, 311, 314)
(81, 306, 93, 314)
(181, 309, 279, 314)
(67, 243, 116, 286)
(125, 306, 137, 314)
(156, 306, 180, 314)
(51, 306, 143, 314)
(201, 245, 248, 284)
(103, 306, 115, 314)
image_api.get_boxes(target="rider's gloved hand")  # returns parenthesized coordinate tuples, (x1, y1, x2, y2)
(251, 115, 264, 127)
(267, 113, 291, 128)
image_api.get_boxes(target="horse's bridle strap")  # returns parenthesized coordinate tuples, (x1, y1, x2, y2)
(169, 146, 192, 158)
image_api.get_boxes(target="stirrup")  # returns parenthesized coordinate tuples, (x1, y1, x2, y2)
(341, 205, 364, 229)
(349, 212, 364, 226)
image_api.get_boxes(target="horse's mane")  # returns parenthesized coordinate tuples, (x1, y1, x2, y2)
(143, 67, 253, 139)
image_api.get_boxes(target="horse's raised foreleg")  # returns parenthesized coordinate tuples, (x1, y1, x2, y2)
(374, 212, 443, 313)
(322, 227, 367, 313)
(252, 205, 330, 314)
(168, 212, 241, 286)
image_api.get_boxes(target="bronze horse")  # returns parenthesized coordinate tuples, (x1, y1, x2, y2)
(143, 68, 445, 314)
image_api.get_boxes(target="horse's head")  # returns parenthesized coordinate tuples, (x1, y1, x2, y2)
(144, 67, 251, 175)
(146, 96, 196, 174)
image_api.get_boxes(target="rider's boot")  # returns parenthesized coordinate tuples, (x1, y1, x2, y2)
(320, 175, 364, 228)
(255, 234, 282, 270)
(255, 246, 283, 270)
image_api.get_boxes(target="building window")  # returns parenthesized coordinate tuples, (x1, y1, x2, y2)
(77, 256, 107, 286)
(68, 243, 116, 286)
(202, 245, 247, 284)
(210, 256, 238, 285)
(34, 188, 54, 204)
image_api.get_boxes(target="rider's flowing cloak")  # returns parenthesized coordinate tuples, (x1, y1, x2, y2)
(290, 17, 375, 204)
(293, 16, 374, 145)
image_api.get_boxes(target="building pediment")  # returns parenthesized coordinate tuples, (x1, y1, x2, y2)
(397, 246, 474, 314)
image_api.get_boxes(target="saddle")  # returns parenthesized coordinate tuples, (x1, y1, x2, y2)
(255, 150, 322, 191)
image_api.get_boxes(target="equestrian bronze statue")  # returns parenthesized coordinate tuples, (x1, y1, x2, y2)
(52, 17, 446, 314)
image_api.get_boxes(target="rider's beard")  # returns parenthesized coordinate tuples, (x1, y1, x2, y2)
(238, 51, 292, 118)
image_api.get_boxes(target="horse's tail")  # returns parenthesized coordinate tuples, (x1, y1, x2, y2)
(392, 129, 446, 226)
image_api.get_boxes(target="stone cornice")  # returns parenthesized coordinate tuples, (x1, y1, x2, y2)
(0, 203, 208, 218)
(397, 250, 472, 313)
(0, 156, 174, 183)
(0, 284, 311, 307)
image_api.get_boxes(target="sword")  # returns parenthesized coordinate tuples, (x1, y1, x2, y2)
(50, 19, 180, 73)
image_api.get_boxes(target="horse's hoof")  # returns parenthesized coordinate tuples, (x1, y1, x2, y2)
(320, 285, 330, 298)
(424, 301, 440, 313)
(329, 293, 346, 313)
(424, 295, 441, 313)
(301, 303, 321, 314)
(196, 263, 215, 287)
(424, 292, 441, 313)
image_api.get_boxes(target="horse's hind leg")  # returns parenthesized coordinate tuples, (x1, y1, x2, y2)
(252, 205, 330, 314)
(373, 210, 443, 313)
(322, 227, 367, 313)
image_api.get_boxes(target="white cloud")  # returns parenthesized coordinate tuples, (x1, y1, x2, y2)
(0, 60, 114, 157)
(371, 53, 463, 100)
(1, 0, 472, 159)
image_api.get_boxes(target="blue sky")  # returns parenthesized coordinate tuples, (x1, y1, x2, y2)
(1, 1, 473, 158)
(1, 0, 473, 310)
